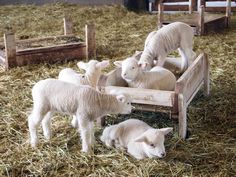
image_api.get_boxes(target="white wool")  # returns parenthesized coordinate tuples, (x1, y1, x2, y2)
(58, 59, 110, 88)
(114, 57, 176, 91)
(100, 119, 173, 159)
(28, 78, 132, 153)
(139, 22, 196, 72)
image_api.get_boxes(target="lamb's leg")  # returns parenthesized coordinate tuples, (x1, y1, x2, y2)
(178, 48, 188, 72)
(89, 121, 95, 146)
(157, 55, 167, 67)
(71, 115, 79, 128)
(78, 115, 92, 153)
(28, 109, 47, 147)
(179, 35, 196, 68)
(184, 48, 196, 66)
(42, 111, 53, 140)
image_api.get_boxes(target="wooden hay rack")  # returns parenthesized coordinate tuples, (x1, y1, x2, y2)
(156, 0, 232, 35)
(98, 53, 210, 139)
(0, 18, 96, 70)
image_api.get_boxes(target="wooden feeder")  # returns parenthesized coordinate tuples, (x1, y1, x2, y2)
(98, 53, 210, 139)
(156, 0, 232, 35)
(0, 18, 96, 70)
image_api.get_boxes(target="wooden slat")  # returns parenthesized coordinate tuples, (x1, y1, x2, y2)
(16, 42, 86, 66)
(162, 5, 190, 11)
(175, 53, 205, 103)
(100, 86, 175, 107)
(0, 51, 5, 66)
(162, 0, 190, 2)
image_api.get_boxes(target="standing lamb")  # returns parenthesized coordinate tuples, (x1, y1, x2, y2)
(139, 22, 196, 72)
(58, 60, 110, 88)
(114, 57, 176, 91)
(28, 78, 132, 153)
(100, 119, 173, 159)
(58, 60, 110, 128)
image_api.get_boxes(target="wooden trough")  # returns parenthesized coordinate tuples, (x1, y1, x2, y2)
(157, 0, 232, 35)
(0, 18, 96, 70)
(98, 53, 210, 139)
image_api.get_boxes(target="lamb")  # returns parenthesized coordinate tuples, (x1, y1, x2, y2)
(139, 22, 196, 72)
(100, 119, 173, 159)
(58, 60, 110, 88)
(58, 60, 109, 128)
(114, 57, 176, 91)
(28, 78, 133, 153)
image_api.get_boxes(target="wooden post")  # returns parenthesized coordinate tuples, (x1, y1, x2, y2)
(149, 2, 153, 12)
(189, 0, 193, 14)
(198, 5, 205, 35)
(85, 24, 96, 61)
(178, 94, 187, 139)
(96, 117, 105, 128)
(4, 33, 16, 69)
(203, 53, 210, 96)
(226, 0, 231, 27)
(63, 17, 73, 35)
(158, 3, 164, 29)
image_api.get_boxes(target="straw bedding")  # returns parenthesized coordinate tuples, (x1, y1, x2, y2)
(0, 3, 235, 176)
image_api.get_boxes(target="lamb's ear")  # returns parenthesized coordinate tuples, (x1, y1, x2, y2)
(138, 62, 148, 69)
(96, 60, 110, 69)
(114, 60, 123, 67)
(134, 134, 148, 143)
(133, 51, 142, 60)
(159, 127, 173, 135)
(116, 94, 126, 103)
(77, 61, 88, 70)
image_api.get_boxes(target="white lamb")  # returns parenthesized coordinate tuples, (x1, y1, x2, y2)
(100, 119, 173, 159)
(58, 60, 110, 128)
(58, 60, 110, 88)
(28, 78, 132, 153)
(114, 57, 176, 91)
(139, 22, 196, 72)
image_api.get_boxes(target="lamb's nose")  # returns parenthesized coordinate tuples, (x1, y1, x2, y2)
(161, 152, 166, 157)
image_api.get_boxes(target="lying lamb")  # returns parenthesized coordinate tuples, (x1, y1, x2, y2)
(58, 60, 110, 128)
(114, 57, 176, 91)
(100, 119, 173, 159)
(139, 22, 196, 72)
(28, 78, 132, 153)
(58, 59, 110, 88)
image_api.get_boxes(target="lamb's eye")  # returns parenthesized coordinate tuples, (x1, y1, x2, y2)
(150, 144, 155, 148)
(127, 102, 130, 105)
(132, 67, 135, 69)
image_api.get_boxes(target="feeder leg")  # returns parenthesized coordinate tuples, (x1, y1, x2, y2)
(4, 33, 16, 69)
(178, 94, 187, 139)
(96, 116, 105, 128)
(63, 17, 73, 35)
(203, 53, 210, 96)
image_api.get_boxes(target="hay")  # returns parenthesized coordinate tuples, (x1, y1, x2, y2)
(0, 3, 236, 176)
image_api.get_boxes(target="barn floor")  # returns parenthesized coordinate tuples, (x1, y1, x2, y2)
(0, 4, 235, 176)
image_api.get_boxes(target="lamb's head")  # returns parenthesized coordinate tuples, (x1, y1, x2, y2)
(115, 94, 133, 114)
(114, 57, 140, 82)
(134, 127, 173, 158)
(100, 125, 120, 148)
(77, 60, 110, 75)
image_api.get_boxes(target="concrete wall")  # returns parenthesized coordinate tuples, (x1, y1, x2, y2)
(0, 0, 124, 6)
